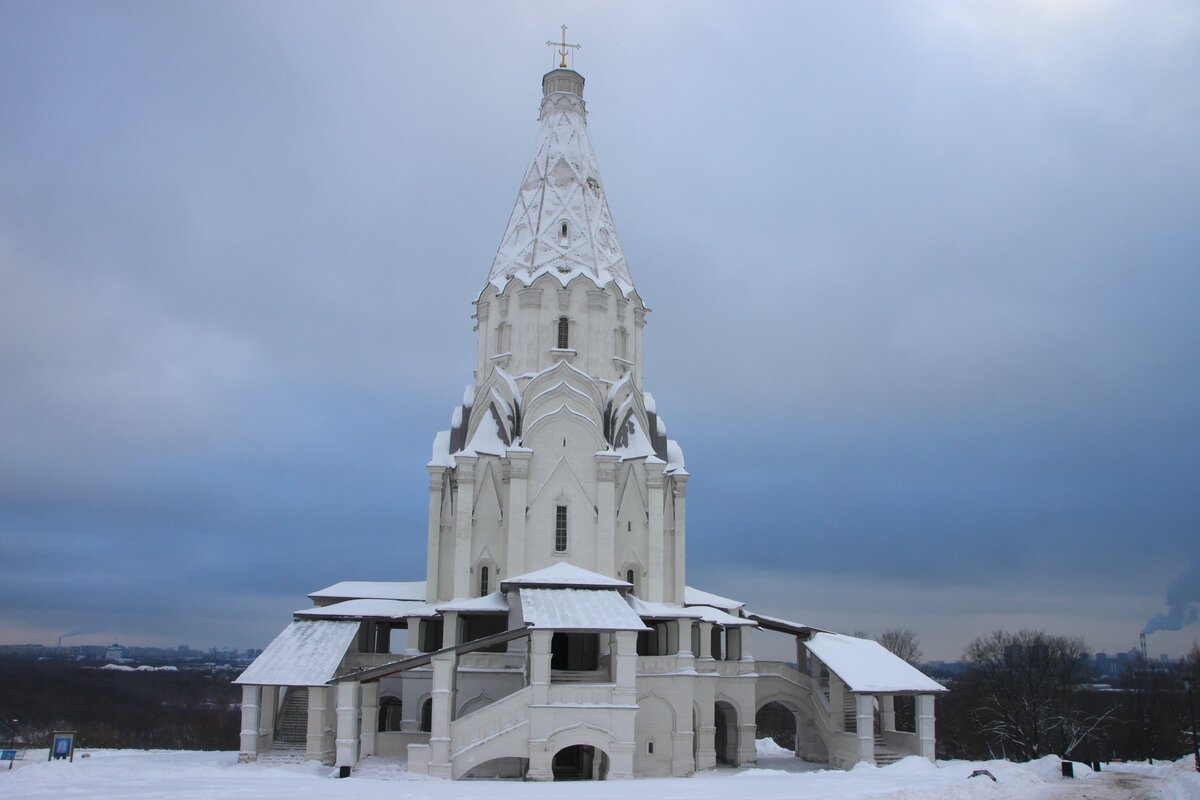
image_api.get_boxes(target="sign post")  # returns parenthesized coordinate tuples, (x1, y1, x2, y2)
(49, 731, 76, 762)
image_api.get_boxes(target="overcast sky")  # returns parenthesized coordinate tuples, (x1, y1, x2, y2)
(2, 1, 1198, 661)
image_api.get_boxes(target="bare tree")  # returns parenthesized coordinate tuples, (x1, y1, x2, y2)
(877, 628, 923, 665)
(961, 629, 1110, 761)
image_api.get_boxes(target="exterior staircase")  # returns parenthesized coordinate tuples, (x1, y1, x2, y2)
(448, 686, 532, 779)
(275, 687, 308, 746)
(841, 694, 903, 766)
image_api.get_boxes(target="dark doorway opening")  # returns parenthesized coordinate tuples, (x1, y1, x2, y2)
(552, 744, 608, 780)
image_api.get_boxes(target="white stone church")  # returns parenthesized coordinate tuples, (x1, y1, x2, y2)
(235, 59, 945, 781)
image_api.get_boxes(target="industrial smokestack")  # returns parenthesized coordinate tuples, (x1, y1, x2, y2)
(1140, 631, 1148, 662)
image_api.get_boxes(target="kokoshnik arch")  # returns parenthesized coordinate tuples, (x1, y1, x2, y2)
(233, 54, 946, 781)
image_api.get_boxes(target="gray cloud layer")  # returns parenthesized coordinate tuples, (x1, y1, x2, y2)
(2, 2, 1198, 659)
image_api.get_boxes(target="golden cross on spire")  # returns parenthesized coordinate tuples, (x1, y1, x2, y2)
(546, 24, 580, 69)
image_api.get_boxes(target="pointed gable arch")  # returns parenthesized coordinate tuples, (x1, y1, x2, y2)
(523, 404, 606, 451)
(524, 381, 604, 433)
(472, 459, 504, 522)
(523, 359, 605, 411)
(527, 456, 597, 511)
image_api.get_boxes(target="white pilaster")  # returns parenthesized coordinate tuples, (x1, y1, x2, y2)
(359, 682, 379, 758)
(646, 461, 666, 602)
(452, 455, 477, 599)
(671, 474, 688, 604)
(238, 685, 260, 763)
(505, 449, 531, 577)
(880, 694, 896, 733)
(595, 452, 619, 577)
(335, 681, 361, 769)
(855, 694, 875, 765)
(917, 694, 936, 761)
(425, 467, 446, 602)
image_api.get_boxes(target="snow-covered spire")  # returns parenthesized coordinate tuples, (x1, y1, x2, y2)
(488, 68, 634, 294)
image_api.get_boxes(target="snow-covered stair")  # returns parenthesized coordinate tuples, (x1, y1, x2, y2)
(275, 688, 308, 745)
(350, 756, 411, 780)
(449, 686, 532, 779)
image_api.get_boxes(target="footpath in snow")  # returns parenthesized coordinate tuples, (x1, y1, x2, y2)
(3, 740, 1199, 800)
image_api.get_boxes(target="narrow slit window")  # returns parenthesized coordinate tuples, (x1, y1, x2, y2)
(479, 565, 489, 596)
(555, 505, 568, 552)
(560, 220, 569, 245)
(626, 568, 635, 593)
(557, 316, 570, 349)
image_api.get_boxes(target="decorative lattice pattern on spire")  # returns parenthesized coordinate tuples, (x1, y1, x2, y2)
(488, 87, 634, 294)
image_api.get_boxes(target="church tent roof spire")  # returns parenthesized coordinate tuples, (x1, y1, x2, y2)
(488, 64, 634, 294)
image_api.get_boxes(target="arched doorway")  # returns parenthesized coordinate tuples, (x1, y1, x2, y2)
(755, 700, 796, 752)
(714, 701, 738, 766)
(552, 744, 609, 780)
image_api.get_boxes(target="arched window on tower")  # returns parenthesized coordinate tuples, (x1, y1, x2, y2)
(555, 505, 568, 552)
(626, 568, 636, 593)
(557, 316, 570, 349)
(479, 565, 490, 596)
(559, 220, 569, 246)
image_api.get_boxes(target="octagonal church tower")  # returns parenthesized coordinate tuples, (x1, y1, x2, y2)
(425, 67, 688, 606)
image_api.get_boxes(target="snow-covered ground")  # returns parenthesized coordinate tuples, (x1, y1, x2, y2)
(3, 740, 1198, 800)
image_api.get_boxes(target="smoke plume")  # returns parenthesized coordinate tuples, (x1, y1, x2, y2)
(1143, 559, 1200, 635)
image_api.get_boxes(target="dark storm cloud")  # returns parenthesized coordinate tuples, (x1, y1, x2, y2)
(1, 2, 1198, 658)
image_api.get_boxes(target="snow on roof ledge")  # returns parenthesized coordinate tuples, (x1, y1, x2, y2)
(502, 562, 630, 591)
(310, 581, 427, 602)
(684, 586, 744, 611)
(295, 599, 436, 619)
(805, 632, 947, 694)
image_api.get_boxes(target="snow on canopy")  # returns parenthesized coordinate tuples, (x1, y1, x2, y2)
(295, 599, 436, 619)
(627, 595, 707, 619)
(436, 592, 510, 613)
(503, 561, 631, 590)
(805, 632, 947, 694)
(235, 620, 358, 687)
(684, 586, 745, 611)
(520, 588, 648, 631)
(488, 70, 634, 295)
(309, 581, 427, 603)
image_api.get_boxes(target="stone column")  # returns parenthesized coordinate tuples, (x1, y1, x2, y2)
(505, 449, 531, 577)
(916, 694, 936, 762)
(697, 621, 714, 670)
(677, 618, 694, 669)
(529, 629, 552, 705)
(452, 455, 477, 599)
(671, 474, 688, 604)
(693, 674, 717, 771)
(405, 619, 422, 654)
(855, 694, 875, 765)
(738, 626, 755, 674)
(428, 652, 458, 778)
(359, 682, 379, 758)
(425, 466, 446, 602)
(595, 452, 619, 578)
(257, 685, 277, 751)
(828, 674, 844, 732)
(441, 610, 459, 651)
(738, 718, 759, 767)
(335, 682, 361, 771)
(238, 685, 261, 763)
(306, 686, 333, 764)
(613, 630, 638, 699)
(880, 695, 896, 733)
(646, 461, 666, 602)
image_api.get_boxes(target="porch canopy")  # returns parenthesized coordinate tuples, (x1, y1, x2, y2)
(520, 587, 648, 631)
(235, 619, 359, 687)
(805, 632, 947, 695)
